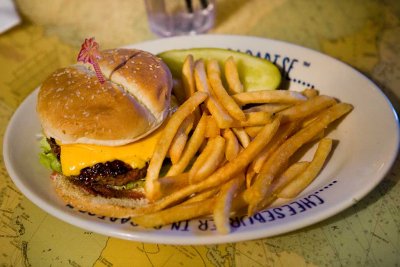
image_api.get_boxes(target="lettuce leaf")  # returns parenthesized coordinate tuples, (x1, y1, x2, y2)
(110, 179, 145, 190)
(39, 137, 62, 173)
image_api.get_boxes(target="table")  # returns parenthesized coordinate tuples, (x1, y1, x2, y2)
(1, 0, 399, 266)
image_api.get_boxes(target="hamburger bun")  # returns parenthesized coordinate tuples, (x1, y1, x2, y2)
(37, 49, 172, 146)
(52, 173, 148, 218)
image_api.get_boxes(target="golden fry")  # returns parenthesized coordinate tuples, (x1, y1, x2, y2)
(190, 136, 226, 184)
(213, 172, 245, 234)
(301, 113, 319, 128)
(272, 161, 310, 193)
(244, 126, 263, 138)
(158, 173, 190, 198)
(167, 113, 208, 176)
(188, 138, 214, 181)
(244, 103, 291, 113)
(224, 56, 244, 94)
(229, 111, 273, 128)
(182, 55, 196, 99)
(207, 59, 246, 121)
(205, 115, 220, 138)
(302, 88, 319, 99)
(232, 127, 250, 148)
(169, 114, 194, 164)
(132, 198, 215, 228)
(245, 165, 256, 189)
(232, 90, 307, 106)
(183, 187, 220, 204)
(223, 128, 240, 162)
(194, 60, 234, 128)
(278, 138, 333, 198)
(278, 95, 337, 123)
(182, 55, 202, 122)
(253, 161, 310, 209)
(252, 122, 299, 173)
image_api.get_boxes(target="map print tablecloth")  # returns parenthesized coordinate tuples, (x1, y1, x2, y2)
(1, 0, 399, 266)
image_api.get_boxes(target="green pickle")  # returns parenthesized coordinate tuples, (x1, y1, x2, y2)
(158, 48, 281, 91)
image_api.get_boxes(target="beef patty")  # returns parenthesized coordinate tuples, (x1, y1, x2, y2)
(48, 138, 147, 199)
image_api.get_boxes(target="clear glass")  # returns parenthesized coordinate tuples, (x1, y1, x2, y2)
(144, 0, 216, 37)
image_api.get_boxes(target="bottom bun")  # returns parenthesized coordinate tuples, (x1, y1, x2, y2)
(52, 174, 149, 218)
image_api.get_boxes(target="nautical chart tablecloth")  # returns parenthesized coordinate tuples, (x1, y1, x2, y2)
(1, 0, 399, 266)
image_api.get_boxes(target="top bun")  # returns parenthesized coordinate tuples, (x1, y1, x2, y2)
(37, 49, 172, 146)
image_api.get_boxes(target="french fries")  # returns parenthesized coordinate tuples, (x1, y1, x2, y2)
(244, 103, 290, 113)
(183, 187, 220, 204)
(169, 114, 194, 164)
(158, 173, 190, 198)
(194, 60, 234, 128)
(223, 128, 240, 161)
(250, 161, 310, 209)
(232, 127, 250, 148)
(270, 161, 310, 195)
(277, 95, 337, 123)
(182, 55, 202, 122)
(207, 59, 246, 121)
(166, 113, 208, 176)
(232, 90, 307, 106)
(182, 55, 196, 99)
(229, 111, 273, 128)
(205, 115, 220, 138)
(302, 88, 319, 99)
(213, 172, 245, 234)
(189, 136, 226, 183)
(251, 121, 299, 174)
(144, 116, 281, 213)
(133, 198, 215, 228)
(277, 138, 333, 198)
(224, 56, 244, 94)
(137, 54, 353, 234)
(145, 91, 208, 201)
(244, 103, 352, 214)
(244, 126, 263, 138)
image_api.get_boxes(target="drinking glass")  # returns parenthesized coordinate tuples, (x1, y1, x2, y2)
(144, 0, 216, 37)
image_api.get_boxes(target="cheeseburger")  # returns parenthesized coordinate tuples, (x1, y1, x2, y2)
(37, 48, 172, 217)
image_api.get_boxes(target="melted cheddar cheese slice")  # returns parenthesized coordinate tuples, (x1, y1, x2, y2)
(60, 124, 165, 176)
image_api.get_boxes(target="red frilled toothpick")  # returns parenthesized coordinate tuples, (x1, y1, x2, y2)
(77, 37, 105, 84)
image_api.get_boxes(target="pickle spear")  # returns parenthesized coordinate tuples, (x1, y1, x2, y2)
(158, 48, 281, 91)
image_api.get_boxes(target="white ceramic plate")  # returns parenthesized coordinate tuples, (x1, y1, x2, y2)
(3, 35, 399, 245)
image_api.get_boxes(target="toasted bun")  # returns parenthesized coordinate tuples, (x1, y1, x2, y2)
(53, 174, 149, 218)
(37, 49, 172, 146)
